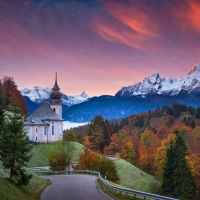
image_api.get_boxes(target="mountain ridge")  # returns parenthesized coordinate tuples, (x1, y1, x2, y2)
(20, 86, 91, 106)
(116, 62, 200, 97)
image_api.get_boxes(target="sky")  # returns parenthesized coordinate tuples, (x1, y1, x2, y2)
(0, 0, 200, 96)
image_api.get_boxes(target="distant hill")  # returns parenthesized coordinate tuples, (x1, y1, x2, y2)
(62, 93, 200, 122)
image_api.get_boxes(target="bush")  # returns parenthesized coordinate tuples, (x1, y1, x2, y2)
(48, 141, 75, 171)
(75, 149, 120, 183)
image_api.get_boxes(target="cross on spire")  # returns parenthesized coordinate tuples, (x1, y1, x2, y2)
(52, 72, 60, 90)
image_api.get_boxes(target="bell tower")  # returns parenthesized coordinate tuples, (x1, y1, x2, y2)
(50, 72, 62, 118)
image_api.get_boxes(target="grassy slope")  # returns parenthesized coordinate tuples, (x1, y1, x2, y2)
(0, 141, 84, 200)
(28, 141, 84, 167)
(115, 159, 161, 194)
(0, 162, 50, 200)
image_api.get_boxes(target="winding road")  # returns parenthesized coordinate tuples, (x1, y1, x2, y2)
(40, 174, 115, 200)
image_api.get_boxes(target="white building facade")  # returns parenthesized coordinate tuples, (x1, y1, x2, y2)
(24, 74, 63, 142)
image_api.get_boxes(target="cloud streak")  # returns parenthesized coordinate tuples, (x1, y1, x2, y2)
(174, 0, 200, 32)
(89, 1, 161, 50)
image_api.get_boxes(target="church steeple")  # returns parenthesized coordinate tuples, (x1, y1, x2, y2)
(52, 72, 60, 90)
(50, 72, 62, 100)
(50, 73, 62, 118)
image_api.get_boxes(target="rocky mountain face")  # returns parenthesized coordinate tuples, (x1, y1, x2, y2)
(116, 62, 200, 97)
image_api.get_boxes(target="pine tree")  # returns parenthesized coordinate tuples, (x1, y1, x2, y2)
(173, 133, 197, 200)
(162, 140, 176, 196)
(0, 98, 32, 185)
(162, 129, 197, 199)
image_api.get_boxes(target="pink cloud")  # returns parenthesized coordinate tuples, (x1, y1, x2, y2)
(173, 0, 200, 32)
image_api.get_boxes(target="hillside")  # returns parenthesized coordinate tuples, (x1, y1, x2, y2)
(116, 159, 160, 194)
(28, 142, 84, 167)
(0, 161, 50, 200)
(62, 93, 200, 122)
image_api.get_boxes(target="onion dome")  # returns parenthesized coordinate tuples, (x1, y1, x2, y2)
(50, 72, 62, 99)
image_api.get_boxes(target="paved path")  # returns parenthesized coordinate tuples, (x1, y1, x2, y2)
(40, 174, 115, 200)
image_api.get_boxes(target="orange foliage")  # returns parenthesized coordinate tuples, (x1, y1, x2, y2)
(1, 76, 27, 114)
(73, 149, 101, 170)
(104, 134, 120, 154)
(120, 140, 136, 164)
(138, 130, 158, 172)
(156, 125, 171, 141)
(82, 136, 91, 149)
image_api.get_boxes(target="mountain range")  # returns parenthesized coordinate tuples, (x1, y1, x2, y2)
(21, 62, 200, 122)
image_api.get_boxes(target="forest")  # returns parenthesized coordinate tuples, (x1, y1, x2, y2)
(64, 103, 200, 199)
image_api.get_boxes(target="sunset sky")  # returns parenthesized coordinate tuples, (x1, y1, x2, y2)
(1, 0, 200, 96)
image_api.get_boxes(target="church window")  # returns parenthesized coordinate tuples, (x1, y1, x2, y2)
(44, 127, 46, 135)
(53, 108, 55, 112)
(52, 126, 54, 135)
(36, 128, 37, 133)
(36, 137, 37, 141)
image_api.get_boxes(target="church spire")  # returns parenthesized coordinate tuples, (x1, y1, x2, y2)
(50, 72, 62, 100)
(52, 72, 60, 91)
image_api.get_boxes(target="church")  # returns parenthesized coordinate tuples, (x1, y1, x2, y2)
(24, 73, 64, 143)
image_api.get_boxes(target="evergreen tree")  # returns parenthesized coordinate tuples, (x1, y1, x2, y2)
(162, 140, 176, 196)
(173, 132, 197, 199)
(162, 129, 197, 199)
(0, 98, 32, 185)
(88, 116, 111, 152)
(113, 123, 119, 134)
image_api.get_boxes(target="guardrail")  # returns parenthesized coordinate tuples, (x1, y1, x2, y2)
(34, 170, 178, 200)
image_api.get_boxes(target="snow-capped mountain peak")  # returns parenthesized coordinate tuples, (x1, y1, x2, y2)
(80, 92, 89, 98)
(116, 62, 200, 97)
(143, 72, 161, 85)
(20, 87, 90, 106)
(188, 62, 200, 76)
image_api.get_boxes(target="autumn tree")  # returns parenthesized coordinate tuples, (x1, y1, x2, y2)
(138, 130, 158, 172)
(63, 129, 77, 142)
(88, 116, 111, 152)
(104, 133, 120, 154)
(74, 149, 101, 170)
(89, 125, 104, 152)
(1, 76, 27, 114)
(0, 99, 32, 185)
(48, 141, 75, 171)
(120, 140, 136, 165)
(75, 149, 119, 183)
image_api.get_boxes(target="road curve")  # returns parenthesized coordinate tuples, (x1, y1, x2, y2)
(40, 174, 115, 200)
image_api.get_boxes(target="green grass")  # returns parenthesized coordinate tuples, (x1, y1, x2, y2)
(28, 141, 84, 167)
(115, 159, 161, 194)
(0, 162, 50, 200)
